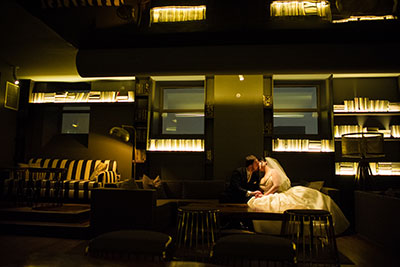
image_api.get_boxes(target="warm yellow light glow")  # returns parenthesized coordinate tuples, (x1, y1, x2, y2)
(150, 5, 206, 24)
(30, 91, 135, 103)
(332, 73, 400, 78)
(148, 139, 204, 152)
(334, 98, 400, 112)
(391, 125, 400, 138)
(270, 1, 331, 20)
(238, 75, 244, 81)
(336, 162, 400, 176)
(29, 75, 136, 82)
(333, 15, 396, 23)
(273, 138, 334, 152)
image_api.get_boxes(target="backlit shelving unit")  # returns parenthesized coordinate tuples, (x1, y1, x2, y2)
(333, 97, 400, 113)
(336, 162, 400, 176)
(148, 139, 204, 152)
(332, 15, 396, 23)
(270, 0, 331, 20)
(150, 5, 206, 24)
(334, 125, 400, 138)
(29, 91, 135, 103)
(273, 138, 334, 152)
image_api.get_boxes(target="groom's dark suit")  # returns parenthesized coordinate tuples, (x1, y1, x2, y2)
(226, 167, 261, 203)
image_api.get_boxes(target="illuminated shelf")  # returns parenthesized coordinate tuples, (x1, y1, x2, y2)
(334, 126, 400, 138)
(148, 139, 204, 152)
(334, 112, 400, 116)
(333, 15, 397, 23)
(273, 138, 334, 152)
(270, 1, 331, 20)
(336, 162, 400, 176)
(150, 5, 206, 24)
(30, 91, 135, 103)
(333, 98, 400, 113)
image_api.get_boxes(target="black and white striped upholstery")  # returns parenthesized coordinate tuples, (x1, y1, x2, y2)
(26, 158, 120, 202)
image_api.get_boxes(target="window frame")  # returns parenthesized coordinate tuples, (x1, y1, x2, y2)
(273, 81, 322, 139)
(151, 81, 205, 139)
(60, 105, 91, 135)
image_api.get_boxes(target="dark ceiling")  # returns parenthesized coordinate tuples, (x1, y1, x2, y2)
(16, 0, 400, 50)
(2, 0, 400, 79)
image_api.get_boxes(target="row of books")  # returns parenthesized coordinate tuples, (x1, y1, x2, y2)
(148, 139, 204, 152)
(335, 162, 400, 176)
(134, 149, 146, 163)
(30, 91, 135, 103)
(334, 97, 400, 112)
(272, 139, 333, 152)
(270, 1, 331, 18)
(150, 6, 206, 24)
(334, 125, 400, 138)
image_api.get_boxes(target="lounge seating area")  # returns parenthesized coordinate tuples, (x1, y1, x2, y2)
(1, 158, 120, 204)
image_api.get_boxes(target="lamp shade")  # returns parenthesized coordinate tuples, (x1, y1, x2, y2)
(341, 132, 384, 159)
(109, 127, 130, 142)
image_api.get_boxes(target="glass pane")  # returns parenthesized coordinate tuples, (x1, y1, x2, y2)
(163, 88, 204, 110)
(61, 113, 90, 134)
(162, 112, 204, 134)
(274, 112, 318, 134)
(274, 86, 317, 109)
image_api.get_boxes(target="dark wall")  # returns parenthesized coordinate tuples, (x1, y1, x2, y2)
(0, 62, 18, 168)
(24, 103, 134, 179)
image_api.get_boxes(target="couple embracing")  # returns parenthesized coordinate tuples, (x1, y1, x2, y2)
(224, 154, 349, 234)
(225, 155, 289, 204)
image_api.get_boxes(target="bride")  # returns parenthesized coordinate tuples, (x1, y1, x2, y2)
(248, 157, 350, 235)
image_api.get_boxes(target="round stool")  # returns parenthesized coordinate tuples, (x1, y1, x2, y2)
(211, 234, 295, 266)
(86, 230, 172, 261)
(281, 209, 340, 266)
(176, 206, 220, 258)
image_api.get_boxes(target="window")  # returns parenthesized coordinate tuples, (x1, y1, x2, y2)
(162, 87, 204, 135)
(61, 106, 90, 134)
(273, 85, 319, 135)
(151, 81, 205, 137)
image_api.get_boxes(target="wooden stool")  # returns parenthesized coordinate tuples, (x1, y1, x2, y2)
(281, 209, 340, 266)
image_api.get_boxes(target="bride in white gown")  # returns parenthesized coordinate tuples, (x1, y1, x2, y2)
(248, 157, 350, 235)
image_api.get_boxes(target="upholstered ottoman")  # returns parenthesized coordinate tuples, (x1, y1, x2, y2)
(86, 230, 172, 261)
(211, 234, 295, 266)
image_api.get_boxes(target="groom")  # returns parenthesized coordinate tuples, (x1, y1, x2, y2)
(224, 155, 263, 203)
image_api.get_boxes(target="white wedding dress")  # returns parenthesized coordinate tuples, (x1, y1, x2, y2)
(248, 157, 350, 235)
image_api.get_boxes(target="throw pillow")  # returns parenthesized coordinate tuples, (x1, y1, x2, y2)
(307, 181, 325, 191)
(89, 161, 109, 181)
(18, 163, 30, 168)
(119, 178, 139, 189)
(142, 174, 167, 199)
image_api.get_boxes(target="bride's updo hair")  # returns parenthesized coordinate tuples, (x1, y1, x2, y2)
(245, 155, 258, 167)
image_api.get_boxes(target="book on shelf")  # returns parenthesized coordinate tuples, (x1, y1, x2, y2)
(134, 149, 146, 163)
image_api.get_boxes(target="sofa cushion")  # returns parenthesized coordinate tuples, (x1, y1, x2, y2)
(142, 175, 167, 199)
(163, 181, 184, 199)
(28, 158, 118, 181)
(183, 180, 226, 199)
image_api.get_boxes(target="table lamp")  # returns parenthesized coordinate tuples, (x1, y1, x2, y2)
(341, 132, 384, 190)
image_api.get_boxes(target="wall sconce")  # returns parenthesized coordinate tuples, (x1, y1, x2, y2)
(13, 66, 19, 85)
